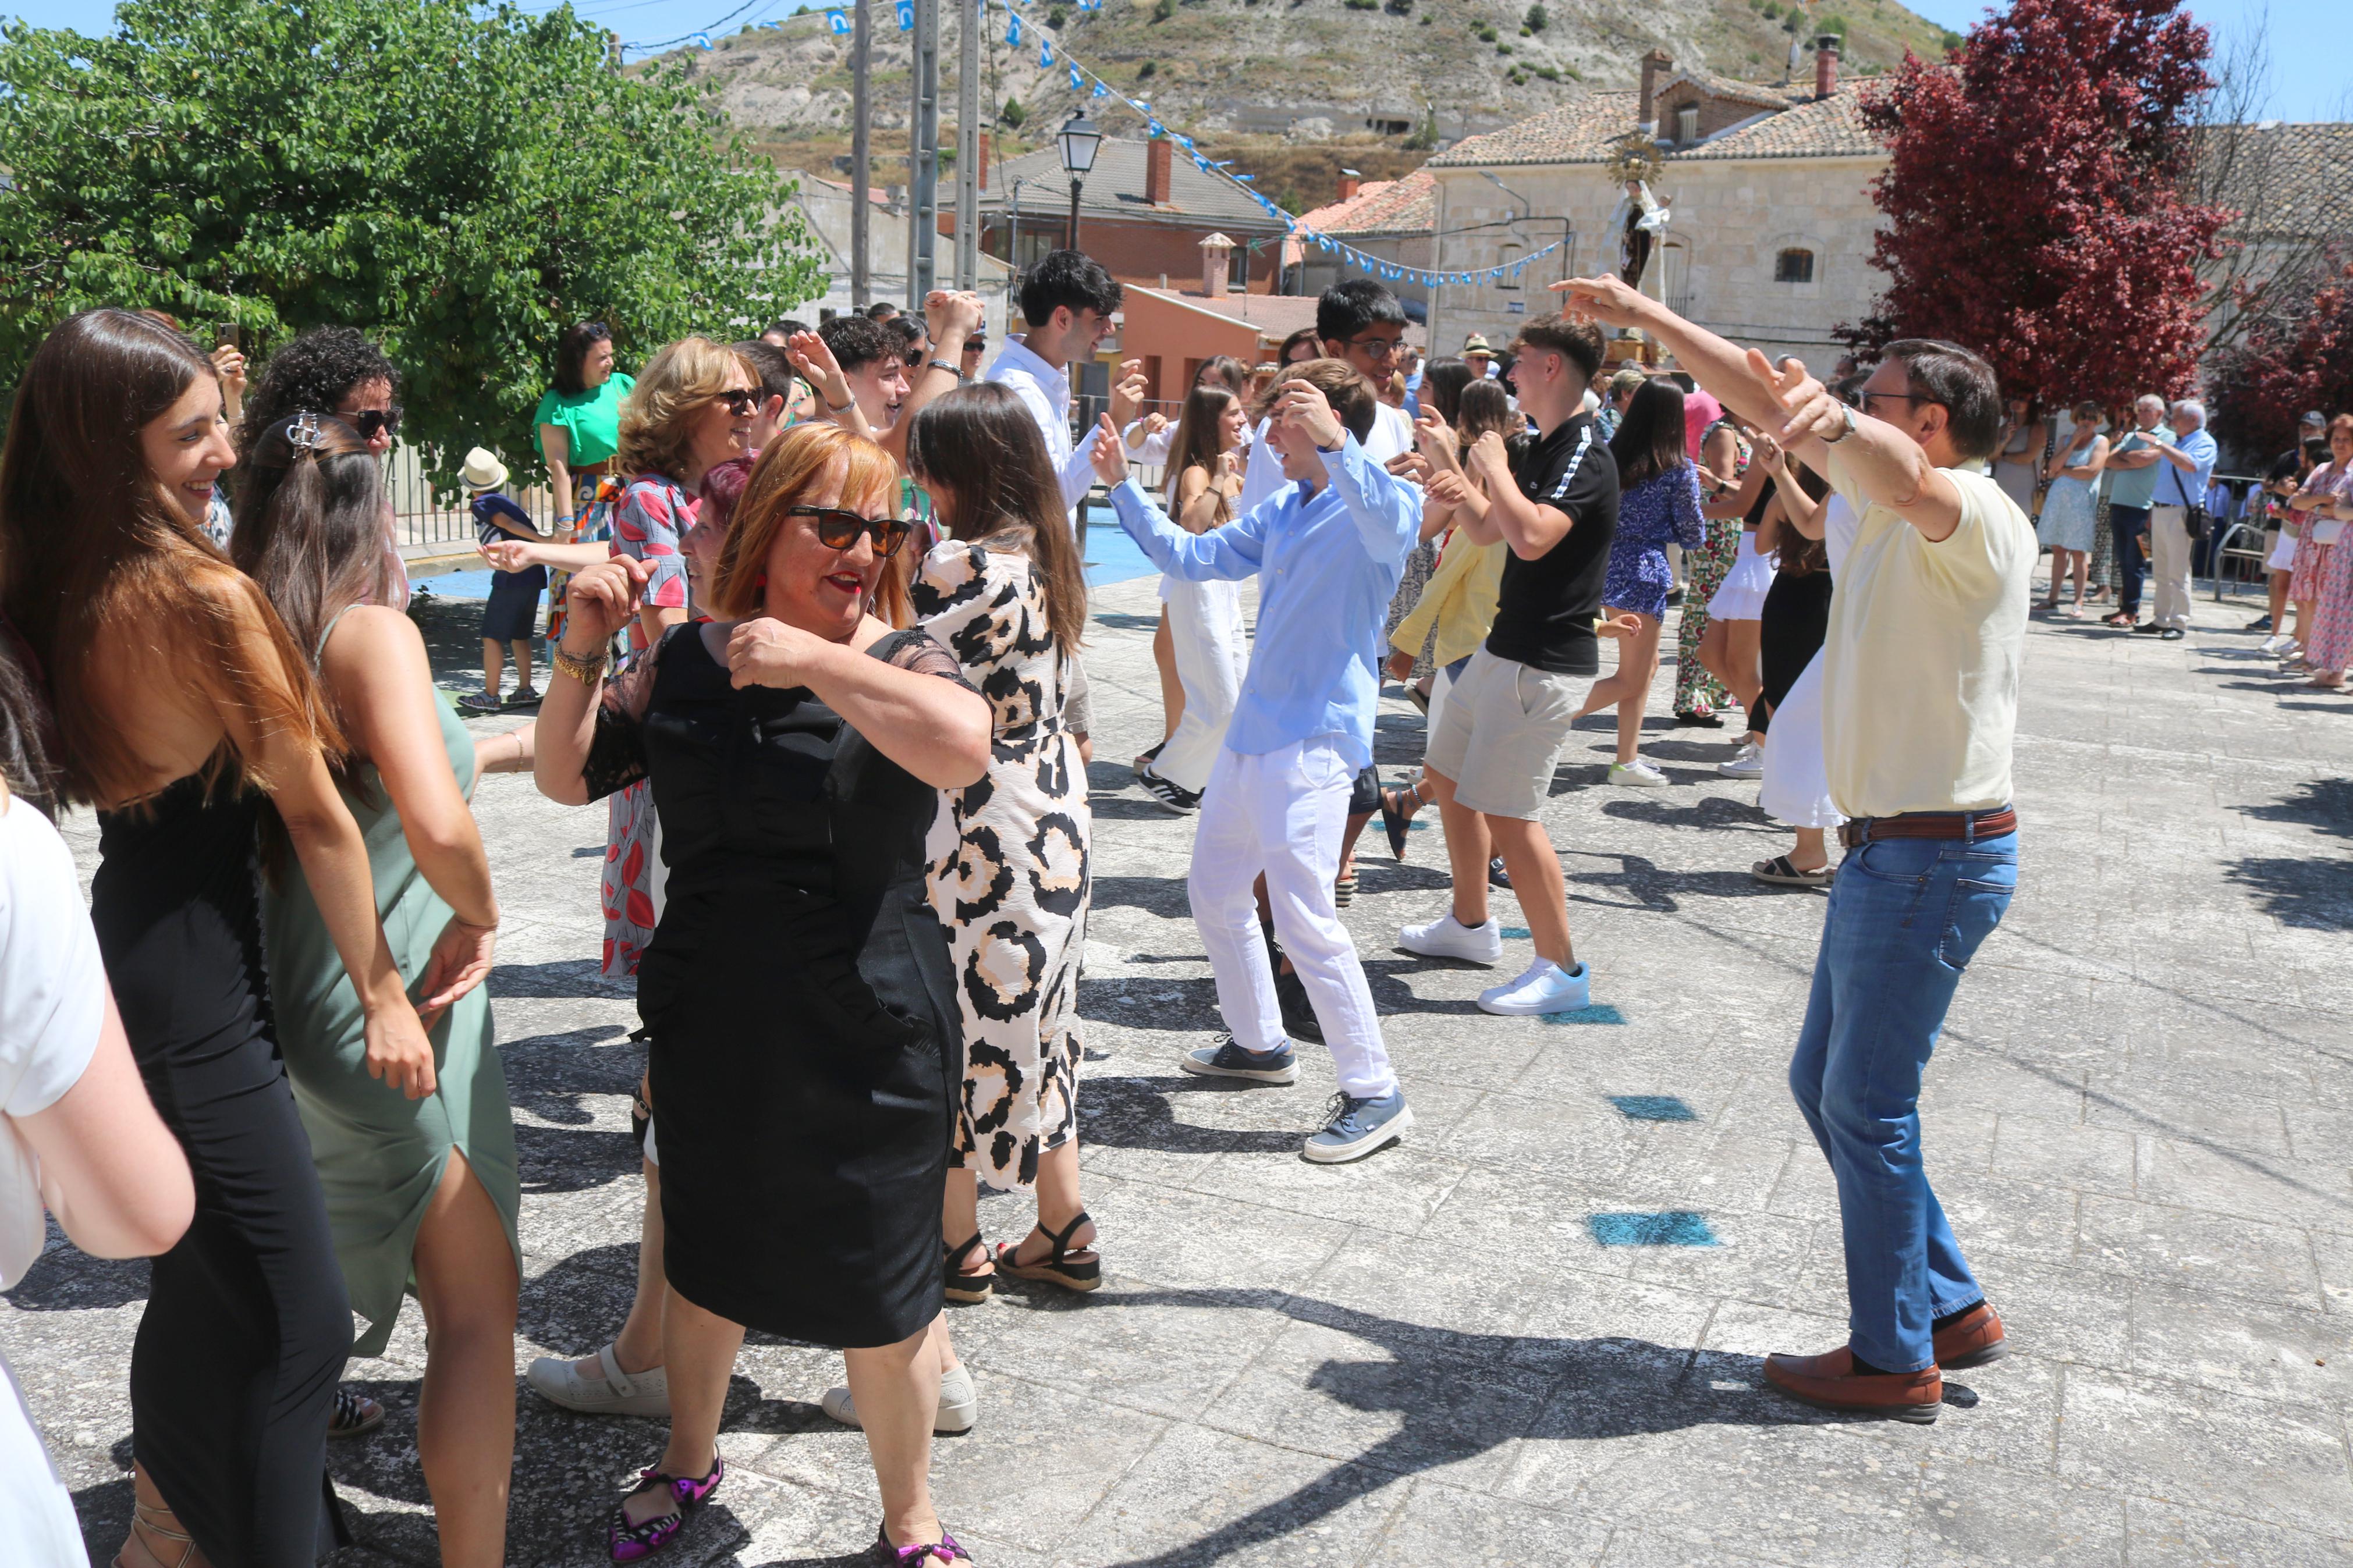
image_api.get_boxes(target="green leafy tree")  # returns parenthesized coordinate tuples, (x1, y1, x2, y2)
(0, 0, 822, 484)
(1524, 4, 1548, 33)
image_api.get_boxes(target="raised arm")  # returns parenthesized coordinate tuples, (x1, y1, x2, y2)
(1091, 415, 1269, 581)
(211, 584, 436, 1098)
(725, 619, 990, 790)
(1556, 275, 1967, 542)
(883, 290, 989, 467)
(321, 608, 502, 1023)
(534, 556, 655, 808)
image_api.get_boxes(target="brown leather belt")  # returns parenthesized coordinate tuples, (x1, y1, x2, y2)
(1839, 807, 2016, 849)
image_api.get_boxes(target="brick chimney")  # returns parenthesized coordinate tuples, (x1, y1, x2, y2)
(1145, 136, 1173, 205)
(1337, 169, 1361, 203)
(1639, 48, 1673, 135)
(1814, 34, 1841, 99)
(979, 131, 991, 191)
(1200, 232, 1234, 298)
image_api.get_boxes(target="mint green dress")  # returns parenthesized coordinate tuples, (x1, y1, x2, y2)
(261, 625, 521, 1356)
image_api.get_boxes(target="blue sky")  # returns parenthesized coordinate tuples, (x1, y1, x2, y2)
(3, 0, 2340, 122)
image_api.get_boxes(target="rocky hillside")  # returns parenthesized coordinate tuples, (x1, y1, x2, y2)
(669, 0, 1954, 184)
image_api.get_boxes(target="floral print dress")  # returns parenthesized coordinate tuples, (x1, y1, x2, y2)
(1673, 423, 1748, 717)
(599, 474, 697, 977)
(912, 541, 1092, 1187)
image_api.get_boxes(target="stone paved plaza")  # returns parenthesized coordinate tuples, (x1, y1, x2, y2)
(15, 568, 2353, 1567)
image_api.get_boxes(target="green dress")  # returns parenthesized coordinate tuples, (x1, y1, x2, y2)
(261, 630, 521, 1357)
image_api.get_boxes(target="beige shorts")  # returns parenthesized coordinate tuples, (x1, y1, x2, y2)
(1425, 646, 1588, 820)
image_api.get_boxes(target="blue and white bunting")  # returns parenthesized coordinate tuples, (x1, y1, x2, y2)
(826, 8, 848, 33)
(1006, 13, 1020, 43)
(895, 0, 912, 29)
(1040, 38, 1052, 64)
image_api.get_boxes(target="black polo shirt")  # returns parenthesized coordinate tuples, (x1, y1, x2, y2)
(1483, 412, 1621, 677)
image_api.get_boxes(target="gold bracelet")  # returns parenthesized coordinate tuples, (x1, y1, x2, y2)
(553, 645, 608, 688)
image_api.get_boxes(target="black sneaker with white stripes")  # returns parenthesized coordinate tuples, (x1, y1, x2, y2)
(1137, 767, 1201, 813)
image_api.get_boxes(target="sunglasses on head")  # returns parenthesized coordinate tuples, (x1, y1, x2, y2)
(790, 504, 911, 558)
(350, 407, 402, 439)
(715, 388, 761, 415)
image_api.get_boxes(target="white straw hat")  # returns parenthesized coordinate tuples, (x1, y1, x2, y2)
(461, 447, 508, 490)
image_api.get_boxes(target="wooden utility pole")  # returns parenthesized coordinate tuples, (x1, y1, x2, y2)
(851, 0, 871, 308)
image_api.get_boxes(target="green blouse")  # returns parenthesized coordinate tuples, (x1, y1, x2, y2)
(533, 372, 635, 468)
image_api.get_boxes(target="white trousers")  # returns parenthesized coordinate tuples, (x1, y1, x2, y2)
(2150, 505, 2194, 631)
(1189, 738, 1397, 1097)
(1157, 577, 1248, 794)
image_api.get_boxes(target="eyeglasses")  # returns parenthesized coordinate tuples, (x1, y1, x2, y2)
(1346, 335, 1404, 362)
(1860, 392, 1935, 415)
(790, 504, 912, 559)
(350, 407, 402, 440)
(963, 337, 986, 354)
(715, 389, 761, 415)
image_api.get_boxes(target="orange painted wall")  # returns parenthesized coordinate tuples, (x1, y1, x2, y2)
(1115, 293, 1273, 406)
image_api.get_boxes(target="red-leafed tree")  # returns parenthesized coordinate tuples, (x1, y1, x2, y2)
(1840, 0, 2233, 409)
(2207, 265, 2353, 456)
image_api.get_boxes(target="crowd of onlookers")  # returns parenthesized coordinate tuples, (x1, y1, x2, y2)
(1975, 394, 2353, 680)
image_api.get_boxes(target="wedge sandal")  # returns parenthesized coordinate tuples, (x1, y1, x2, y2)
(993, 1211, 1101, 1292)
(943, 1233, 995, 1305)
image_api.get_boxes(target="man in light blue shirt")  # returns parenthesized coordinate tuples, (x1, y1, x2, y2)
(1088, 359, 1422, 1164)
(2141, 398, 2220, 639)
(2099, 394, 2173, 627)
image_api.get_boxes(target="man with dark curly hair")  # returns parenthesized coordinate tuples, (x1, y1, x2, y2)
(237, 326, 412, 610)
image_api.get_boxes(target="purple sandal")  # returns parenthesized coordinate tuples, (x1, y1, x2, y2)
(608, 1456, 723, 1562)
(875, 1526, 972, 1563)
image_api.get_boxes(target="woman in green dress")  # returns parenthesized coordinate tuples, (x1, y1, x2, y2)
(233, 410, 522, 1568)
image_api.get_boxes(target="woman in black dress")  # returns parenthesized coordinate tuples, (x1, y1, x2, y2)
(0, 312, 435, 1566)
(534, 421, 992, 1564)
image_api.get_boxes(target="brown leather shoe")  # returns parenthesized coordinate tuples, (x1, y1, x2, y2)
(1763, 1346, 1941, 1423)
(1932, 1303, 2008, 1370)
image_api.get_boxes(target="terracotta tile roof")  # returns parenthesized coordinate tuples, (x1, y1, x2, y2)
(979, 137, 1288, 233)
(1297, 169, 1439, 239)
(1425, 93, 1642, 168)
(1653, 67, 1799, 112)
(1427, 81, 1893, 167)
(1680, 88, 1883, 159)
(2202, 121, 2353, 244)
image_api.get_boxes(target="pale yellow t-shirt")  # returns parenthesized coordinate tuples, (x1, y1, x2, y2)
(1819, 450, 2033, 820)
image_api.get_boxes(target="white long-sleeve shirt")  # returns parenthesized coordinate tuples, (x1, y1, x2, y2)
(984, 339, 1096, 527)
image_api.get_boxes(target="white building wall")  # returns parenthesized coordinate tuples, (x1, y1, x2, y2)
(1425, 156, 1889, 378)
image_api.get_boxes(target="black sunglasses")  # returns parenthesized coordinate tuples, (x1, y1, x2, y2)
(351, 407, 402, 439)
(790, 504, 911, 559)
(715, 388, 761, 415)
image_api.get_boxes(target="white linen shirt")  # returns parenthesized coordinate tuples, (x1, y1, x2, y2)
(984, 339, 1097, 527)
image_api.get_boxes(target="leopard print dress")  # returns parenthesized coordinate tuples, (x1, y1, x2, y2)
(913, 541, 1092, 1189)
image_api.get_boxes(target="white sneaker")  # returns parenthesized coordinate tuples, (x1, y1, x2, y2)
(1716, 741, 1765, 778)
(1607, 758, 1669, 787)
(2259, 632, 2297, 656)
(524, 1344, 670, 1418)
(1477, 959, 1592, 1016)
(821, 1363, 977, 1435)
(1398, 909, 1504, 963)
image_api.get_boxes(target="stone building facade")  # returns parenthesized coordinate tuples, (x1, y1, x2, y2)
(1421, 44, 1888, 376)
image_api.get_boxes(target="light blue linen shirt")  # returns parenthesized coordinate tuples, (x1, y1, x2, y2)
(2152, 426, 2219, 510)
(2103, 424, 2174, 510)
(1109, 435, 1420, 772)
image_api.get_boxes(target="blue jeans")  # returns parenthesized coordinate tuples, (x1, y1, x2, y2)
(2109, 504, 2150, 614)
(1788, 825, 2018, 1372)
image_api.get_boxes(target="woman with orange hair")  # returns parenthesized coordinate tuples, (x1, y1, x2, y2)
(534, 421, 993, 1564)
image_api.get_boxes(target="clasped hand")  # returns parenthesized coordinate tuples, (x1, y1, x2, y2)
(726, 616, 835, 691)
(558, 556, 652, 652)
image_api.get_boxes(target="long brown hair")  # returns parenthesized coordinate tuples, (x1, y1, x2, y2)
(0, 309, 336, 806)
(230, 414, 398, 707)
(1456, 378, 1517, 453)
(903, 383, 1088, 649)
(1163, 385, 1240, 524)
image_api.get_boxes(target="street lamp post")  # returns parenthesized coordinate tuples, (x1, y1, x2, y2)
(1057, 109, 1101, 251)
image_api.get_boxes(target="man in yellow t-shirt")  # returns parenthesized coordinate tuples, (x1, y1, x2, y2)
(1553, 275, 2030, 1424)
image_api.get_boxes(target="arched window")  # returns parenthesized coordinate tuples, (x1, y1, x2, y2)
(1497, 241, 1523, 289)
(1774, 247, 1816, 285)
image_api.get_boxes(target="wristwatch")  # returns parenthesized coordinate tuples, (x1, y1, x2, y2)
(1822, 403, 1857, 445)
(926, 359, 964, 382)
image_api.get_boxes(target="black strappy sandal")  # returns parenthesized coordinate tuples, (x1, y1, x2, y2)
(943, 1234, 995, 1305)
(993, 1211, 1101, 1292)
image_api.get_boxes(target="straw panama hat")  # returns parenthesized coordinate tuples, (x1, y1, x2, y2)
(461, 447, 509, 490)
